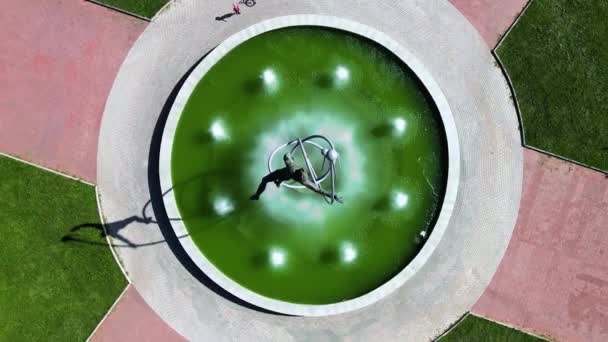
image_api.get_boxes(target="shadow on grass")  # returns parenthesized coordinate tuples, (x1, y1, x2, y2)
(62, 217, 153, 248)
(60, 188, 189, 249)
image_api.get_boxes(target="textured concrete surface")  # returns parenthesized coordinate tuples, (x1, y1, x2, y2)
(449, 0, 529, 47)
(90, 285, 185, 342)
(473, 149, 608, 342)
(0, 0, 146, 183)
(97, 0, 522, 340)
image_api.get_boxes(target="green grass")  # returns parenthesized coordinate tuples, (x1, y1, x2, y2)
(92, 0, 169, 18)
(498, 0, 608, 171)
(0, 156, 127, 341)
(440, 315, 545, 342)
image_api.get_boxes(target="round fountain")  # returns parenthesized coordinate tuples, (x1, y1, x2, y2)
(160, 20, 459, 316)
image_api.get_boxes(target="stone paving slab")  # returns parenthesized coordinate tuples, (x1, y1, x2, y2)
(90, 285, 186, 342)
(0, 0, 146, 183)
(473, 149, 608, 342)
(449, 0, 529, 47)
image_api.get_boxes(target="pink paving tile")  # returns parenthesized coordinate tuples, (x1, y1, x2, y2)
(91, 285, 186, 342)
(473, 149, 608, 342)
(449, 0, 529, 47)
(0, 0, 146, 183)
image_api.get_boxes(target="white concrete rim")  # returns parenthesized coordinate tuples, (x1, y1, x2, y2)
(159, 15, 461, 317)
(98, 0, 523, 339)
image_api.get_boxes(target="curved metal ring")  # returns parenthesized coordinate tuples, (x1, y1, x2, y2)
(267, 135, 334, 189)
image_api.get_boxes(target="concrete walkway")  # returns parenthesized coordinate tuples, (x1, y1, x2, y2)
(449, 0, 529, 47)
(90, 285, 186, 342)
(473, 149, 608, 342)
(0, 0, 146, 183)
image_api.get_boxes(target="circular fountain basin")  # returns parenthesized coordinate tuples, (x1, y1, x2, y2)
(160, 20, 459, 315)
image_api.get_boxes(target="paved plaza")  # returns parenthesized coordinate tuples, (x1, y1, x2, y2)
(474, 149, 608, 341)
(0, 0, 145, 183)
(1, 0, 606, 341)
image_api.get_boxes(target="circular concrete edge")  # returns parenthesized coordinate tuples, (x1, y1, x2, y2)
(96, 1, 523, 340)
(158, 15, 461, 317)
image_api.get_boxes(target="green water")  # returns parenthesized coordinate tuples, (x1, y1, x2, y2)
(170, 27, 448, 304)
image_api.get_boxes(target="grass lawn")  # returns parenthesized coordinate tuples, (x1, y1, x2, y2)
(439, 315, 545, 341)
(92, 0, 169, 19)
(498, 0, 608, 171)
(0, 156, 127, 341)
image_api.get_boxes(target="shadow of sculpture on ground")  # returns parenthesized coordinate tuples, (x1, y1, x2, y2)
(61, 189, 190, 249)
(63, 216, 154, 248)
